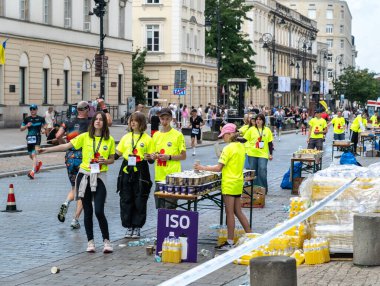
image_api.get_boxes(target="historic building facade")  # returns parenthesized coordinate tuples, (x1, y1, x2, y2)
(0, 0, 133, 127)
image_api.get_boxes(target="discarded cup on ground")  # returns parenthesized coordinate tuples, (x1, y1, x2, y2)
(51, 266, 60, 274)
(146, 245, 155, 255)
(200, 249, 211, 257)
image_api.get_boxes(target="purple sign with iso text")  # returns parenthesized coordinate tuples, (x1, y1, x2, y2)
(156, 209, 199, 262)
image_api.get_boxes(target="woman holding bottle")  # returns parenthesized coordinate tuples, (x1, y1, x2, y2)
(243, 113, 273, 194)
(194, 123, 251, 250)
(115, 112, 154, 239)
(40, 111, 115, 253)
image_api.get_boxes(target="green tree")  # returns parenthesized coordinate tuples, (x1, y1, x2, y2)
(205, 0, 261, 90)
(132, 48, 149, 105)
(334, 66, 380, 105)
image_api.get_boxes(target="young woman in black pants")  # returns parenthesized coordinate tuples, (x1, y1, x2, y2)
(40, 111, 115, 253)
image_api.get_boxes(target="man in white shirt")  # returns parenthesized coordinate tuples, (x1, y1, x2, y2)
(197, 105, 203, 118)
(342, 109, 350, 130)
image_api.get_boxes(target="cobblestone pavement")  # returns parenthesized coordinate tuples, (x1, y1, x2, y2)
(0, 130, 379, 286)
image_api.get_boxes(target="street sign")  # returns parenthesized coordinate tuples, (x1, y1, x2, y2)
(95, 54, 108, 77)
(173, 88, 186, 96)
(174, 70, 187, 89)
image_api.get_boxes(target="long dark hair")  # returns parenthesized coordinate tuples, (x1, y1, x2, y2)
(255, 113, 266, 128)
(88, 111, 110, 140)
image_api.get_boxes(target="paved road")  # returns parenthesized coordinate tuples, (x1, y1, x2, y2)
(0, 130, 378, 285)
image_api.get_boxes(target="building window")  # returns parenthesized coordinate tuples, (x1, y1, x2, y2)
(340, 25, 344, 34)
(119, 7, 125, 38)
(19, 0, 29, 21)
(308, 9, 316, 19)
(327, 54, 333, 63)
(340, 39, 344, 49)
(64, 0, 72, 28)
(326, 24, 333, 34)
(326, 39, 333, 48)
(147, 85, 159, 106)
(326, 9, 333, 19)
(146, 0, 160, 3)
(20, 67, 26, 104)
(327, 69, 333, 78)
(190, 0, 194, 9)
(341, 10, 344, 19)
(43, 69, 48, 104)
(146, 25, 160, 52)
(83, 0, 91, 31)
(64, 70, 69, 104)
(118, 74, 123, 104)
(0, 0, 5, 17)
(43, 0, 52, 24)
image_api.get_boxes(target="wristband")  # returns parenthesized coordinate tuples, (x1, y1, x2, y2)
(169, 155, 172, 160)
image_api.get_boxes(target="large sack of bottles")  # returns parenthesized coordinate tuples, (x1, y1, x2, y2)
(299, 164, 380, 253)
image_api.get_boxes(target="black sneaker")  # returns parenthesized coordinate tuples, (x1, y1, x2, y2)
(58, 203, 68, 222)
(216, 241, 234, 251)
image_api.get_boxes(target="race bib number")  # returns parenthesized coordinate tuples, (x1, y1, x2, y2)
(90, 163, 100, 174)
(192, 128, 200, 135)
(258, 141, 264, 149)
(27, 135, 37, 144)
(128, 155, 137, 166)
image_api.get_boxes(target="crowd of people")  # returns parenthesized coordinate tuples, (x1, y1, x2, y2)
(19, 97, 379, 253)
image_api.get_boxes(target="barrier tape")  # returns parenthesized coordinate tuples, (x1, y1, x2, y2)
(158, 177, 357, 286)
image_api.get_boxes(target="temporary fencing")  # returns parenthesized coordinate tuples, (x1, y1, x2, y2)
(158, 178, 357, 286)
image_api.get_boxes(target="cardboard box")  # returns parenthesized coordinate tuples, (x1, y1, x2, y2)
(292, 177, 305, 195)
(242, 185, 266, 208)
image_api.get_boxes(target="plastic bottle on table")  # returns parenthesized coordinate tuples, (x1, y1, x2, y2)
(162, 238, 168, 263)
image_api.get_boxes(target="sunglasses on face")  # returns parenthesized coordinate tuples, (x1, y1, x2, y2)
(30, 108, 37, 111)
(77, 107, 88, 111)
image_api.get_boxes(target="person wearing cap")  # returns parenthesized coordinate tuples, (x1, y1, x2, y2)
(145, 107, 186, 209)
(350, 111, 368, 154)
(243, 113, 273, 194)
(307, 109, 327, 151)
(54, 99, 112, 229)
(20, 104, 47, 179)
(328, 111, 346, 140)
(194, 123, 251, 250)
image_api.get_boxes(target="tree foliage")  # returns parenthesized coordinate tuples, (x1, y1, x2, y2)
(132, 48, 149, 105)
(334, 66, 380, 105)
(205, 0, 261, 89)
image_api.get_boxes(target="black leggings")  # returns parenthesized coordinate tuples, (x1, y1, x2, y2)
(351, 131, 359, 153)
(77, 173, 109, 242)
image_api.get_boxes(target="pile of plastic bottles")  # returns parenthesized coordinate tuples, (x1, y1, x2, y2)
(127, 237, 156, 247)
(289, 197, 308, 218)
(162, 236, 182, 264)
(303, 238, 330, 265)
(217, 225, 246, 245)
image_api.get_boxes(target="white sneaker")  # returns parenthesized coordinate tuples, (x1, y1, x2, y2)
(132, 228, 141, 239)
(103, 239, 113, 253)
(217, 241, 234, 251)
(86, 240, 96, 253)
(70, 218, 80, 229)
(125, 228, 133, 238)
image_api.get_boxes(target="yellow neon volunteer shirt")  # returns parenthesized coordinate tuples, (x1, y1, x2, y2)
(218, 142, 245, 195)
(152, 128, 186, 182)
(238, 124, 249, 136)
(350, 115, 367, 132)
(331, 117, 346, 134)
(370, 115, 379, 127)
(117, 132, 154, 162)
(243, 126, 273, 159)
(71, 132, 115, 172)
(309, 118, 327, 139)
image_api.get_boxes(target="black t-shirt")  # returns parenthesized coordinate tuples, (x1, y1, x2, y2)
(23, 116, 46, 136)
(190, 116, 203, 129)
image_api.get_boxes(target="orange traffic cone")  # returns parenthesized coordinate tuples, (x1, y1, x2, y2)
(1, 184, 22, 212)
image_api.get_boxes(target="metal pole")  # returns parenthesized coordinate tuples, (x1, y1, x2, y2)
(271, 15, 276, 107)
(99, 0, 105, 99)
(216, 0, 222, 107)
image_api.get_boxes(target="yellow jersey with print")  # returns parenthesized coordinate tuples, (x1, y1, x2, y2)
(218, 142, 245, 195)
(309, 118, 327, 139)
(370, 115, 379, 127)
(243, 126, 273, 159)
(350, 115, 367, 132)
(331, 117, 346, 134)
(152, 128, 186, 182)
(71, 132, 115, 172)
(238, 124, 249, 136)
(117, 132, 154, 162)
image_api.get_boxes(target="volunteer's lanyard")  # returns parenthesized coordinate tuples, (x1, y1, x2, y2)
(93, 136, 103, 158)
(131, 132, 143, 154)
(256, 127, 264, 140)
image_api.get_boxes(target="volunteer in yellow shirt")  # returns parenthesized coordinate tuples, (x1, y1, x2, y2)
(115, 112, 154, 239)
(370, 111, 379, 128)
(194, 123, 251, 250)
(350, 112, 368, 154)
(328, 111, 346, 140)
(146, 108, 186, 209)
(40, 112, 115, 254)
(238, 113, 254, 136)
(307, 109, 327, 150)
(243, 113, 273, 194)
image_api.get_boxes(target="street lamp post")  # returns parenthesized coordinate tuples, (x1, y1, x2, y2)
(205, 1, 222, 107)
(290, 58, 300, 106)
(297, 36, 312, 108)
(318, 48, 328, 103)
